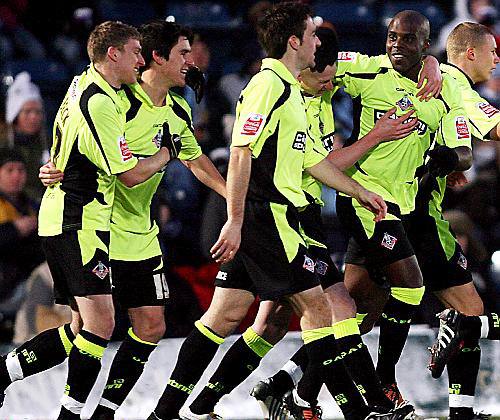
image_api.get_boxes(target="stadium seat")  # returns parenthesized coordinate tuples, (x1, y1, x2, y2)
(7, 59, 69, 84)
(313, 0, 377, 27)
(96, 0, 155, 26)
(165, 2, 237, 29)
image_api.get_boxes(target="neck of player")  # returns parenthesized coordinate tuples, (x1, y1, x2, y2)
(140, 70, 171, 106)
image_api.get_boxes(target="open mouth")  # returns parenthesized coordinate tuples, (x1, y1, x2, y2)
(392, 53, 406, 59)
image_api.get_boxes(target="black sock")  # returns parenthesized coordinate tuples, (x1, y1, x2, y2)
(154, 323, 223, 419)
(269, 345, 308, 397)
(0, 324, 74, 390)
(300, 333, 368, 420)
(61, 330, 108, 415)
(336, 334, 392, 408)
(190, 335, 263, 414)
(377, 296, 416, 385)
(94, 329, 156, 414)
(486, 313, 500, 340)
(448, 334, 480, 420)
(57, 405, 80, 420)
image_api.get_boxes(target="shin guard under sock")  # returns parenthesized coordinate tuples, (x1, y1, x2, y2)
(2, 324, 74, 390)
(96, 328, 157, 413)
(377, 287, 424, 385)
(153, 321, 224, 419)
(60, 330, 108, 416)
(190, 328, 272, 415)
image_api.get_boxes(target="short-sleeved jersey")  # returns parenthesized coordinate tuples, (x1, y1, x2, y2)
(110, 83, 202, 261)
(301, 89, 336, 205)
(232, 58, 324, 208)
(417, 63, 497, 216)
(39, 64, 138, 236)
(335, 53, 471, 214)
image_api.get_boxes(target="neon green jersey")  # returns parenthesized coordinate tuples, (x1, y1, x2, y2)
(110, 83, 202, 261)
(335, 53, 471, 215)
(418, 63, 496, 217)
(38, 64, 138, 236)
(232, 58, 324, 208)
(301, 89, 336, 205)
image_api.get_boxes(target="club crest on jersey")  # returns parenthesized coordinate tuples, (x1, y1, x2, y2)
(381, 233, 397, 250)
(118, 135, 133, 161)
(396, 96, 413, 111)
(315, 260, 329, 276)
(93, 261, 109, 280)
(303, 255, 315, 273)
(152, 129, 162, 148)
(455, 116, 470, 140)
(241, 113, 265, 136)
(477, 102, 499, 118)
(292, 131, 307, 152)
(457, 252, 467, 270)
(216, 271, 227, 281)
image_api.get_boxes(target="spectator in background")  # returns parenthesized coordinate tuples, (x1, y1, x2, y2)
(1, 72, 48, 202)
(0, 148, 43, 339)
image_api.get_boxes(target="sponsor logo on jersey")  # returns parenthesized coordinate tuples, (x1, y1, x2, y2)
(477, 102, 499, 118)
(93, 261, 109, 280)
(216, 271, 228, 281)
(315, 260, 329, 276)
(374, 110, 427, 135)
(292, 131, 307, 152)
(118, 135, 133, 161)
(381, 233, 397, 250)
(321, 133, 335, 151)
(241, 113, 265, 136)
(303, 255, 315, 273)
(337, 51, 356, 62)
(455, 116, 470, 140)
(396, 95, 413, 111)
(457, 252, 467, 270)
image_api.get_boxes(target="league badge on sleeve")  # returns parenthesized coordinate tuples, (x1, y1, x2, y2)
(477, 102, 499, 118)
(241, 113, 265, 137)
(338, 51, 356, 62)
(455, 116, 470, 140)
(118, 135, 133, 161)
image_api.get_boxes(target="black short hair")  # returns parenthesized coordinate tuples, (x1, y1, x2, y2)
(312, 27, 339, 73)
(139, 20, 194, 70)
(0, 148, 25, 168)
(257, 1, 312, 59)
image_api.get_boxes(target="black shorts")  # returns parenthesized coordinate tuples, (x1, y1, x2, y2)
(337, 196, 414, 269)
(299, 203, 343, 289)
(42, 230, 112, 305)
(406, 209, 472, 292)
(214, 200, 320, 301)
(111, 255, 169, 308)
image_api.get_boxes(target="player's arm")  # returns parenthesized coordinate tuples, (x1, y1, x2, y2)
(416, 55, 442, 101)
(488, 123, 500, 141)
(306, 158, 387, 221)
(210, 146, 251, 263)
(117, 148, 170, 187)
(328, 108, 418, 171)
(182, 154, 226, 198)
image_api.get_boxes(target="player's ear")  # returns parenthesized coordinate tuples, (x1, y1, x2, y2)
(152, 50, 166, 65)
(107, 46, 120, 62)
(465, 47, 476, 61)
(289, 35, 300, 51)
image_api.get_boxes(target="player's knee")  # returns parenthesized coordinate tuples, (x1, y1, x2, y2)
(134, 315, 166, 342)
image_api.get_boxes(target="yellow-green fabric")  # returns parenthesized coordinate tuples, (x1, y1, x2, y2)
(194, 320, 224, 345)
(332, 318, 361, 339)
(391, 286, 425, 305)
(242, 327, 273, 358)
(302, 326, 335, 344)
(58, 325, 74, 356)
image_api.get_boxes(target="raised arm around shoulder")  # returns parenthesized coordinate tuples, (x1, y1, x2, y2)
(489, 123, 500, 142)
(183, 154, 226, 198)
(117, 148, 170, 187)
(417, 55, 442, 101)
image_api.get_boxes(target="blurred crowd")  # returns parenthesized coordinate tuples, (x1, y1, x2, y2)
(0, 0, 499, 346)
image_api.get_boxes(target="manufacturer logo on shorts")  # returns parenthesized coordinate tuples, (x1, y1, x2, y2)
(92, 261, 109, 280)
(315, 260, 329, 276)
(455, 116, 470, 140)
(216, 271, 228, 281)
(303, 255, 315, 273)
(381, 233, 397, 250)
(292, 131, 307, 152)
(457, 252, 467, 270)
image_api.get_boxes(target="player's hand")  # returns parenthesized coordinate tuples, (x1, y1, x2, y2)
(210, 220, 242, 263)
(161, 122, 181, 159)
(417, 55, 442, 101)
(356, 189, 387, 222)
(446, 171, 468, 188)
(427, 145, 459, 177)
(39, 161, 63, 187)
(185, 65, 205, 104)
(373, 108, 419, 143)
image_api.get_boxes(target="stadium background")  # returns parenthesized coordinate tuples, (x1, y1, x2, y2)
(0, 0, 499, 419)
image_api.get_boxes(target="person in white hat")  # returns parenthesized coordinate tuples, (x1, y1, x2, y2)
(1, 72, 47, 202)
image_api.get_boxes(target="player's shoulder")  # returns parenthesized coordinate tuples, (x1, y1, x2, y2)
(169, 90, 191, 111)
(337, 52, 388, 73)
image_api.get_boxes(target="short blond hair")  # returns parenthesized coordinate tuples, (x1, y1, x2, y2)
(447, 22, 493, 61)
(87, 21, 140, 63)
